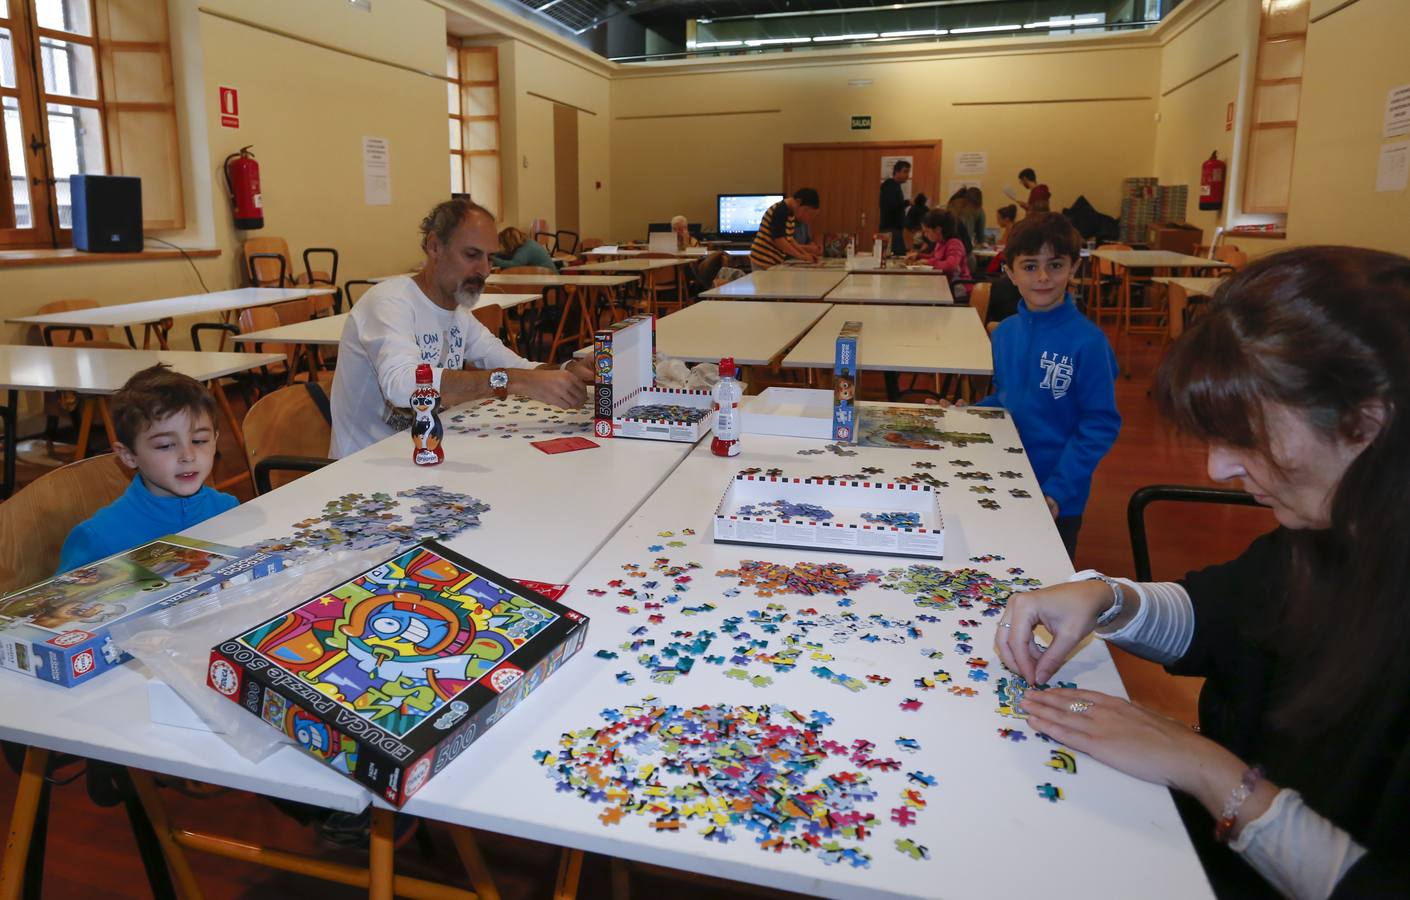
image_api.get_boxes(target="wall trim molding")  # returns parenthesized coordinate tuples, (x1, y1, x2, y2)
(953, 96, 1151, 107)
(526, 91, 598, 115)
(1311, 0, 1364, 24)
(615, 108, 779, 121)
(1161, 53, 1239, 97)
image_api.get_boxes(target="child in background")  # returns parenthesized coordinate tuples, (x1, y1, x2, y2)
(971, 212, 1120, 560)
(59, 365, 237, 572)
(987, 205, 1019, 276)
(909, 208, 971, 299)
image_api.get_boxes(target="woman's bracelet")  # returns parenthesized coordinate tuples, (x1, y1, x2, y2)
(1214, 765, 1264, 843)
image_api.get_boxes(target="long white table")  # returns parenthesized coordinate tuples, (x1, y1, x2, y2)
(0, 345, 283, 497)
(400, 414, 1213, 899)
(232, 292, 542, 348)
(6, 287, 336, 349)
(653, 300, 832, 365)
(783, 304, 993, 375)
(561, 258, 694, 274)
(701, 269, 847, 300)
(826, 274, 955, 305)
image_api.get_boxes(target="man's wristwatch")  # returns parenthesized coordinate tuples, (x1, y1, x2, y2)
(1072, 569, 1124, 627)
(489, 368, 509, 401)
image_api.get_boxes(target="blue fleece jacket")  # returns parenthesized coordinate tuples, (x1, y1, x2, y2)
(58, 475, 238, 573)
(976, 294, 1120, 517)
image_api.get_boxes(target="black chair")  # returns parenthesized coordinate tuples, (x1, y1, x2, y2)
(1127, 485, 1262, 582)
(342, 279, 379, 310)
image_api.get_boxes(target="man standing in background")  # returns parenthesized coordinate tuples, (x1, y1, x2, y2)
(879, 160, 911, 256)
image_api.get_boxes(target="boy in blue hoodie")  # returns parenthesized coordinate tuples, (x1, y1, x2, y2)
(972, 212, 1120, 560)
(59, 364, 238, 572)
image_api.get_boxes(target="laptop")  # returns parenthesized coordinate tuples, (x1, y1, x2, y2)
(647, 231, 678, 253)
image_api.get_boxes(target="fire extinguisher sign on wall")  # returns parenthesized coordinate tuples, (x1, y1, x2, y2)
(219, 86, 239, 128)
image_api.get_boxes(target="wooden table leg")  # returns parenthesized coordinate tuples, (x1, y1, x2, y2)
(126, 769, 206, 900)
(369, 808, 395, 900)
(0, 748, 49, 900)
(98, 398, 118, 447)
(449, 827, 502, 900)
(73, 398, 97, 461)
(553, 848, 583, 900)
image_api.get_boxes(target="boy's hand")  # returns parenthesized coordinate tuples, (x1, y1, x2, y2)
(1044, 495, 1060, 519)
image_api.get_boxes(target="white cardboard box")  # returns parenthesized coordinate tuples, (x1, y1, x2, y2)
(594, 314, 715, 442)
(741, 388, 833, 440)
(713, 473, 944, 559)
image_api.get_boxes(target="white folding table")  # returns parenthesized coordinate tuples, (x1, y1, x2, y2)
(651, 300, 833, 366)
(700, 269, 846, 300)
(825, 274, 955, 305)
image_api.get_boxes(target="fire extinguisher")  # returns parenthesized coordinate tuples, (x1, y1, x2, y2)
(1199, 151, 1226, 211)
(223, 146, 264, 230)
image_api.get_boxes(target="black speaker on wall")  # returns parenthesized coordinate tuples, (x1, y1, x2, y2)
(71, 174, 143, 252)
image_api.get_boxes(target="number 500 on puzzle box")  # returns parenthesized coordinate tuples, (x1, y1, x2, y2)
(208, 541, 589, 807)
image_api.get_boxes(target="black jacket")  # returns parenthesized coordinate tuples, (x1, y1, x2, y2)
(1169, 529, 1410, 898)
(879, 179, 907, 230)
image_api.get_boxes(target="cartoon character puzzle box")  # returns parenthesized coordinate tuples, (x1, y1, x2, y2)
(208, 541, 590, 807)
(0, 536, 284, 687)
(832, 320, 863, 442)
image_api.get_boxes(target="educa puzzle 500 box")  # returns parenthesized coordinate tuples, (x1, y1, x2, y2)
(208, 541, 590, 806)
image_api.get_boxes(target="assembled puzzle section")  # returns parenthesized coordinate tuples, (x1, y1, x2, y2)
(714, 473, 944, 559)
(832, 321, 863, 442)
(0, 537, 284, 687)
(593, 314, 714, 442)
(208, 541, 590, 807)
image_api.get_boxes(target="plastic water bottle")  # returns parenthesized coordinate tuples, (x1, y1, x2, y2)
(711, 357, 742, 457)
(410, 363, 444, 466)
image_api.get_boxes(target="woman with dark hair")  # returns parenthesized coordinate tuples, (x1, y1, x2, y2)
(908, 208, 971, 299)
(998, 246, 1410, 898)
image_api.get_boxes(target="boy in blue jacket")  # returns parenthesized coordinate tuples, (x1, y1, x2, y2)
(59, 364, 238, 572)
(973, 213, 1120, 560)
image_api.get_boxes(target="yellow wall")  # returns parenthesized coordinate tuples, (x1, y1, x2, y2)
(492, 37, 612, 241)
(608, 39, 1162, 239)
(1152, 0, 1246, 238)
(1279, 0, 1410, 253)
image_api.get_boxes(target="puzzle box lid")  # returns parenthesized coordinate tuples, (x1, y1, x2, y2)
(0, 536, 285, 686)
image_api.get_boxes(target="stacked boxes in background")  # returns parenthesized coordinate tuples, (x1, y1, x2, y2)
(1118, 177, 1192, 245)
(1156, 184, 1189, 225)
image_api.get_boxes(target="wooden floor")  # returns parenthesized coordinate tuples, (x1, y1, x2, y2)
(0, 327, 1276, 898)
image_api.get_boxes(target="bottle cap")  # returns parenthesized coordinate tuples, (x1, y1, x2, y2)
(718, 357, 736, 377)
(415, 363, 433, 384)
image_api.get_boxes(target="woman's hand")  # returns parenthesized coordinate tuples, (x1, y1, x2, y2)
(995, 580, 1109, 685)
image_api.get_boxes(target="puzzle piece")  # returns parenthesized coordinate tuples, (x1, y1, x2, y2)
(890, 807, 917, 826)
(895, 838, 931, 860)
(1036, 782, 1064, 803)
(898, 698, 923, 711)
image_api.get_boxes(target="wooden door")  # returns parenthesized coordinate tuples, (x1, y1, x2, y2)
(553, 103, 579, 233)
(783, 140, 941, 241)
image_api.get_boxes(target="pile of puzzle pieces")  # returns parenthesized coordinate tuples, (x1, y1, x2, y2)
(249, 486, 489, 557)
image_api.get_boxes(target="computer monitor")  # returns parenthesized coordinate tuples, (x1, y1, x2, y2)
(717, 193, 782, 237)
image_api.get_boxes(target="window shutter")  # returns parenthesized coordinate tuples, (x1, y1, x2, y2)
(93, 0, 185, 230)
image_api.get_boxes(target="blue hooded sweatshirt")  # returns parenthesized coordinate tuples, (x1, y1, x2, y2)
(58, 475, 238, 573)
(976, 294, 1120, 517)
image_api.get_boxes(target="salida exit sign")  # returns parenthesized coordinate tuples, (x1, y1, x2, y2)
(851, 115, 871, 130)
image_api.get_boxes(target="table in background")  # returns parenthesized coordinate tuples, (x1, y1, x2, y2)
(0, 346, 281, 497)
(485, 273, 639, 360)
(400, 412, 1214, 900)
(1150, 276, 1227, 339)
(825, 274, 955, 305)
(1091, 250, 1230, 373)
(652, 300, 833, 366)
(6, 287, 336, 350)
(561, 258, 697, 316)
(784, 302, 991, 376)
(700, 269, 846, 301)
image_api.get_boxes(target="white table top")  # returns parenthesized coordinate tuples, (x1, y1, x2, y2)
(235, 314, 349, 346)
(401, 418, 1212, 899)
(586, 245, 708, 258)
(782, 257, 947, 276)
(826, 274, 955, 305)
(653, 300, 832, 366)
(783, 304, 993, 375)
(487, 273, 638, 289)
(0, 398, 697, 814)
(1091, 249, 1231, 270)
(563, 258, 693, 273)
(1151, 276, 1225, 296)
(0, 345, 284, 393)
(6, 287, 336, 329)
(701, 269, 847, 300)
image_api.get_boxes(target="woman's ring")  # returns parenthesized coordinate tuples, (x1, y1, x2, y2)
(1000, 622, 1013, 629)
(1068, 700, 1093, 713)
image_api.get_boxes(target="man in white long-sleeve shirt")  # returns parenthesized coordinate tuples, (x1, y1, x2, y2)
(330, 198, 593, 458)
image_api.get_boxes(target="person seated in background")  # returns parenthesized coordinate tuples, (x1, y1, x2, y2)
(59, 365, 237, 572)
(904, 193, 930, 250)
(1004, 246, 1410, 900)
(946, 189, 977, 255)
(964, 186, 988, 247)
(908, 209, 971, 299)
(669, 215, 700, 250)
(491, 226, 556, 270)
(987, 205, 1020, 276)
(749, 188, 821, 269)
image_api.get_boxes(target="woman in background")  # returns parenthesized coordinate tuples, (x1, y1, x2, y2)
(491, 226, 555, 270)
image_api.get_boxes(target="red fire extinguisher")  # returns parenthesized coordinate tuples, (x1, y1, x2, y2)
(1199, 151, 1226, 211)
(223, 146, 264, 230)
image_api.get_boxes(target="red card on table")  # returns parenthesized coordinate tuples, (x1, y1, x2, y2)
(531, 436, 599, 454)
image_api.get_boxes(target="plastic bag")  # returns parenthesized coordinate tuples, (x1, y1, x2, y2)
(108, 545, 391, 763)
(655, 356, 691, 388)
(685, 362, 721, 392)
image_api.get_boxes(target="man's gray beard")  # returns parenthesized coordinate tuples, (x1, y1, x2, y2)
(454, 284, 483, 308)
